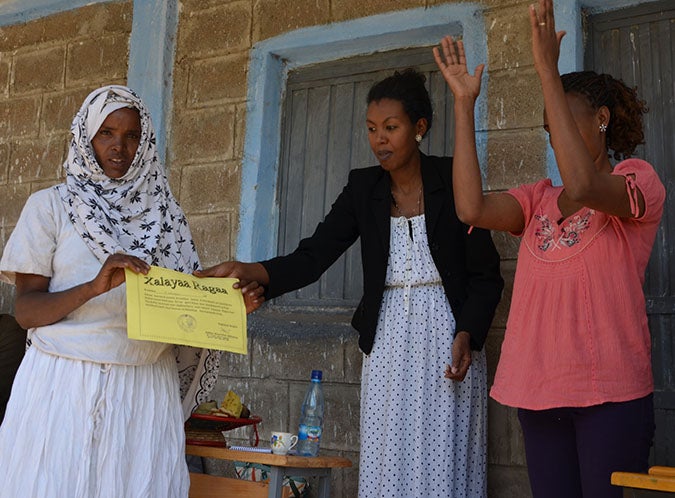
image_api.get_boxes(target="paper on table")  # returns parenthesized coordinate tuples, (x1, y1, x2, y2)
(125, 265, 247, 354)
(228, 446, 272, 453)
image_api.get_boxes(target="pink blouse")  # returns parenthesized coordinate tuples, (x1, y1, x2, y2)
(490, 159, 666, 410)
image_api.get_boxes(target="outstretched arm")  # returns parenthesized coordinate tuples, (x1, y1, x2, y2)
(434, 36, 524, 232)
(196, 173, 361, 309)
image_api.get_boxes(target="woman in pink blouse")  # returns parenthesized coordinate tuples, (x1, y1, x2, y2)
(434, 0, 665, 497)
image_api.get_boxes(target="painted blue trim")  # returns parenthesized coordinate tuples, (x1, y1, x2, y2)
(582, 0, 652, 13)
(0, 0, 104, 26)
(0, 0, 177, 164)
(238, 3, 487, 261)
(128, 0, 178, 163)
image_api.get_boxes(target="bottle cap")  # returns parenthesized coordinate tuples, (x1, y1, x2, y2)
(311, 370, 322, 381)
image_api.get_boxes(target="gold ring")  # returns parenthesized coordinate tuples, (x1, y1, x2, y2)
(539, 22, 546, 26)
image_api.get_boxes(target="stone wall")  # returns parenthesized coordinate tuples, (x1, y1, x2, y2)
(0, 1, 132, 310)
(0, 1, 550, 496)
(170, 1, 544, 497)
(483, 3, 546, 496)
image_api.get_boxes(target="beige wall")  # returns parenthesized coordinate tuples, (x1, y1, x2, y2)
(169, 1, 545, 496)
(0, 1, 551, 496)
(0, 1, 132, 310)
(0, 0, 548, 305)
(169, 0, 545, 270)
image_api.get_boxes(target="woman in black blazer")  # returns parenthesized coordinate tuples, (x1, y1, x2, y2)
(199, 69, 503, 498)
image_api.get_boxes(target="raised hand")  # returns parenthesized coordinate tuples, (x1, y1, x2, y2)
(529, 0, 566, 76)
(433, 35, 484, 101)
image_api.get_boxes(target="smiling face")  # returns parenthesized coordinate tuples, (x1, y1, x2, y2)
(366, 98, 426, 173)
(91, 107, 141, 179)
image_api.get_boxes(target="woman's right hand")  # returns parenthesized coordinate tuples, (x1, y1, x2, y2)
(433, 33, 526, 233)
(529, 0, 566, 78)
(195, 262, 269, 313)
(195, 261, 269, 287)
(89, 253, 150, 296)
(433, 35, 484, 102)
(14, 253, 150, 329)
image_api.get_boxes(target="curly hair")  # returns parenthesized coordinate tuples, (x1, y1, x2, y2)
(367, 68, 433, 136)
(561, 71, 648, 160)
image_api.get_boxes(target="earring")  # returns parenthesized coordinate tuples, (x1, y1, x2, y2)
(599, 123, 607, 133)
(415, 134, 422, 144)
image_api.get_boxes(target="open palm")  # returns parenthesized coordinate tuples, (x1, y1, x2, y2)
(433, 36, 484, 101)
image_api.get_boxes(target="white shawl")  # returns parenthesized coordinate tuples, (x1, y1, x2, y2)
(61, 85, 220, 418)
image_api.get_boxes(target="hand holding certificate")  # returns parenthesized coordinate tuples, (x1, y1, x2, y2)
(125, 265, 247, 354)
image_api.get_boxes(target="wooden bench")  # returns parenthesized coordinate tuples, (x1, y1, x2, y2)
(187, 444, 352, 498)
(189, 471, 268, 498)
(611, 466, 675, 497)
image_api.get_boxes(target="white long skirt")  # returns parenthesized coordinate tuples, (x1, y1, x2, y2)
(0, 347, 189, 498)
(358, 215, 488, 498)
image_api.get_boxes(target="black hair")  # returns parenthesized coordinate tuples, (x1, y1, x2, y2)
(561, 70, 648, 160)
(367, 68, 433, 135)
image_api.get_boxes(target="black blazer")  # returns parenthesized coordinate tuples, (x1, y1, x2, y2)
(262, 153, 504, 355)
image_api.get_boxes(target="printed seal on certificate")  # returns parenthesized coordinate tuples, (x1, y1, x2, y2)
(125, 266, 247, 354)
(178, 313, 197, 332)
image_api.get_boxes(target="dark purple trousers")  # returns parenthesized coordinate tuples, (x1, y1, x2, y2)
(517, 394, 654, 498)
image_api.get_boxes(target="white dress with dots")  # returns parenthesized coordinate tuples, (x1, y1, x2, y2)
(358, 215, 487, 498)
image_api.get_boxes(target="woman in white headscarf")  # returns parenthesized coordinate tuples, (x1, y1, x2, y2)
(0, 85, 262, 498)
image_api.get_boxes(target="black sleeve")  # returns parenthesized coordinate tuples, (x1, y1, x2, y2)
(455, 225, 504, 351)
(260, 172, 361, 300)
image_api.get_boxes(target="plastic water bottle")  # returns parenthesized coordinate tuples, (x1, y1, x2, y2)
(297, 369, 324, 457)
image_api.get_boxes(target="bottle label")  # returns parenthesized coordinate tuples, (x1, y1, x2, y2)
(298, 423, 322, 442)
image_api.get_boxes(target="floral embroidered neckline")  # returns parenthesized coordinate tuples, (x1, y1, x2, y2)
(534, 210, 595, 251)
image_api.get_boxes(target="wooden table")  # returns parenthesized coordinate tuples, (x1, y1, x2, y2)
(186, 445, 352, 498)
(612, 466, 675, 497)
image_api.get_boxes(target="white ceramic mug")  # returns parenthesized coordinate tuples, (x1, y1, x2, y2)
(270, 431, 298, 455)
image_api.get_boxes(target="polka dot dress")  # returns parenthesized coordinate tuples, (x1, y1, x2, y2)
(358, 215, 487, 498)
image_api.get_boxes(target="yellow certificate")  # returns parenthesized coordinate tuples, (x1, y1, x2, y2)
(125, 266, 247, 354)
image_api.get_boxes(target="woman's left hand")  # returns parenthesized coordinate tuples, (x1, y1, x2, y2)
(445, 331, 472, 382)
(529, 0, 566, 77)
(240, 280, 265, 314)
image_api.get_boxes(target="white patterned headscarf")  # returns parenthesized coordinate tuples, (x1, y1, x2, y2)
(62, 85, 197, 271)
(61, 85, 220, 419)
